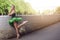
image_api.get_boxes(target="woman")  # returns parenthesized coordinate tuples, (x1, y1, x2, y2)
(8, 5, 28, 39)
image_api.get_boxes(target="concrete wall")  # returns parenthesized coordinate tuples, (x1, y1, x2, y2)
(0, 16, 16, 39)
(0, 15, 60, 39)
(19, 15, 60, 32)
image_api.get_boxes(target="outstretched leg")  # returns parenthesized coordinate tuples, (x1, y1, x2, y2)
(18, 21, 28, 29)
(13, 21, 28, 39)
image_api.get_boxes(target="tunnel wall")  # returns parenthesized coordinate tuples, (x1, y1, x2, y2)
(0, 15, 60, 39)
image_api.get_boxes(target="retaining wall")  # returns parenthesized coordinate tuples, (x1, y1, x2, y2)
(0, 15, 60, 39)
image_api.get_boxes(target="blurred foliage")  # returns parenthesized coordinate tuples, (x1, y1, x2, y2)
(0, 0, 10, 15)
(42, 10, 51, 15)
(0, 0, 36, 15)
(40, 6, 60, 15)
(54, 7, 60, 14)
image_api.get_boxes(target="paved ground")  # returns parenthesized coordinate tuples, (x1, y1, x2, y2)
(8, 22, 60, 40)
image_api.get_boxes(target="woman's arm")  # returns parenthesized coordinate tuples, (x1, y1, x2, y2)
(8, 10, 15, 16)
(8, 5, 15, 16)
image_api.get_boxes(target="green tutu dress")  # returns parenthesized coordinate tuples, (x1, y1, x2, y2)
(9, 17, 22, 27)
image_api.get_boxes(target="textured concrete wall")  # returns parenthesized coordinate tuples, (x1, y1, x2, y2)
(0, 15, 60, 39)
(18, 15, 60, 32)
(0, 16, 16, 39)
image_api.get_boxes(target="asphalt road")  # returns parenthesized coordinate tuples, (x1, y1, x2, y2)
(8, 22, 60, 40)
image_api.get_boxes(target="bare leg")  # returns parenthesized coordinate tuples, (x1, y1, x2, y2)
(18, 21, 28, 29)
(13, 22, 20, 39)
(13, 21, 28, 39)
